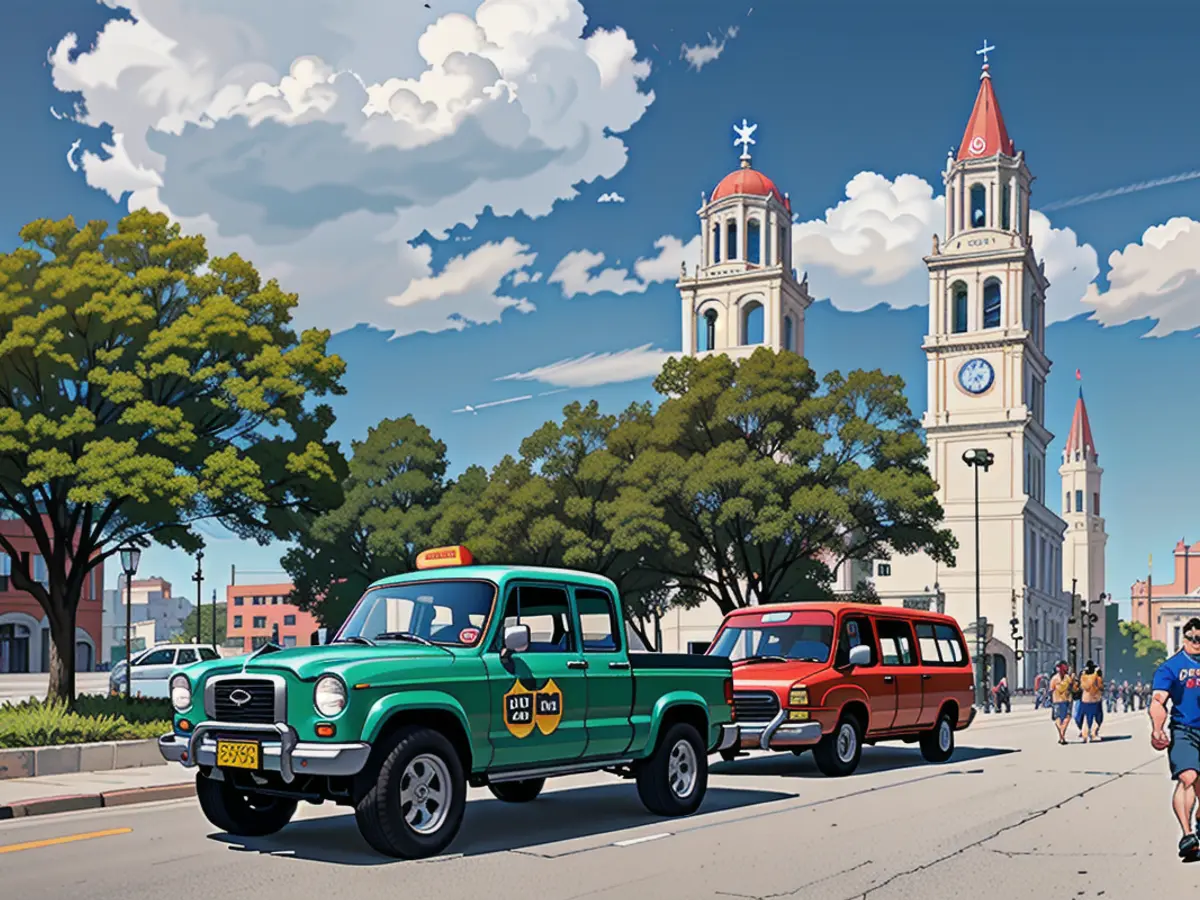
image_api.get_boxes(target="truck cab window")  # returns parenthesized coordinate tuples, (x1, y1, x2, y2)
(575, 587, 621, 652)
(835, 616, 877, 667)
(498, 585, 576, 652)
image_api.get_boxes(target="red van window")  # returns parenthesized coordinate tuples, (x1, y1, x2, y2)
(711, 611, 836, 663)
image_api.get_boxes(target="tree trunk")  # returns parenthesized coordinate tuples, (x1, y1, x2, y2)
(45, 604, 77, 705)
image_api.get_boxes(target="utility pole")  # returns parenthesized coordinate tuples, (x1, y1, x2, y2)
(211, 588, 218, 652)
(192, 550, 204, 646)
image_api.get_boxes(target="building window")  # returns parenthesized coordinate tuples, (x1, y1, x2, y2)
(251, 636, 269, 650)
(1001, 182, 1011, 230)
(253, 616, 267, 629)
(747, 218, 762, 264)
(778, 226, 786, 268)
(783, 315, 794, 351)
(0, 554, 9, 592)
(742, 301, 764, 345)
(1074, 490, 1083, 513)
(32, 554, 49, 588)
(233, 616, 242, 628)
(877, 562, 892, 577)
(764, 220, 772, 266)
(699, 309, 718, 352)
(234, 596, 244, 606)
(283, 635, 298, 648)
(1092, 493, 1100, 515)
(970, 184, 987, 227)
(951, 282, 968, 333)
(272, 596, 280, 605)
(727, 220, 738, 260)
(982, 280, 1002, 329)
(284, 615, 296, 626)
(711, 222, 721, 263)
(1065, 491, 1070, 515)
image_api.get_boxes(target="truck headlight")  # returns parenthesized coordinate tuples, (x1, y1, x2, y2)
(789, 686, 809, 706)
(314, 675, 347, 717)
(170, 674, 192, 712)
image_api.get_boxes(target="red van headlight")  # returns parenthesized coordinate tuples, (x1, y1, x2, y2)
(788, 682, 809, 707)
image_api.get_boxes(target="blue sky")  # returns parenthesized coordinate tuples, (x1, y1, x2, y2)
(5, 0, 1200, 618)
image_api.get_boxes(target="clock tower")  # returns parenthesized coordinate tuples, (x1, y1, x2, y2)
(882, 45, 1069, 689)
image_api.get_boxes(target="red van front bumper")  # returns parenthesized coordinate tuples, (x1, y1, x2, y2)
(737, 711, 824, 750)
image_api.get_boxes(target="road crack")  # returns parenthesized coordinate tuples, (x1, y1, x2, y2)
(839, 756, 1158, 900)
(716, 860, 875, 900)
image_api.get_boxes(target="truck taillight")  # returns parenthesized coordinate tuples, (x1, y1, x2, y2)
(724, 677, 735, 720)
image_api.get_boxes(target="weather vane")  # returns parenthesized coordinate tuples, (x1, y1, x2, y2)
(733, 119, 757, 165)
(976, 39, 995, 67)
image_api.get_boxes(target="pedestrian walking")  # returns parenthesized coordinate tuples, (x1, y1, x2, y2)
(1123, 680, 1134, 712)
(1148, 616, 1200, 862)
(1070, 669, 1085, 737)
(1106, 679, 1119, 713)
(1049, 661, 1073, 745)
(1136, 680, 1146, 710)
(1079, 661, 1103, 741)
(993, 677, 1011, 713)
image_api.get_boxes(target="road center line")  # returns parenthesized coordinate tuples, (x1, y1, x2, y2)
(613, 833, 672, 847)
(0, 827, 132, 855)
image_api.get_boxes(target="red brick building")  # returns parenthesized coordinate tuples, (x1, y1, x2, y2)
(226, 582, 319, 652)
(0, 518, 104, 673)
(1131, 538, 1200, 655)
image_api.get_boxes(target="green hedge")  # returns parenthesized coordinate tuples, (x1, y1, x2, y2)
(0, 695, 172, 748)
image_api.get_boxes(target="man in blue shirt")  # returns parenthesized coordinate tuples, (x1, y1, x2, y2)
(1150, 617, 1200, 860)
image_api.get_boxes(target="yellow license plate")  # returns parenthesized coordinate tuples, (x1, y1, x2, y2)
(215, 739, 260, 770)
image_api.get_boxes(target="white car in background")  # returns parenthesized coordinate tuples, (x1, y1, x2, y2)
(109, 643, 220, 698)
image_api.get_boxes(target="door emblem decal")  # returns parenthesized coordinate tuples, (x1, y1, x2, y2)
(503, 678, 564, 738)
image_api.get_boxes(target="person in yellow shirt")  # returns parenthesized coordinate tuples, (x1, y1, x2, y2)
(1079, 660, 1104, 742)
(1048, 660, 1073, 745)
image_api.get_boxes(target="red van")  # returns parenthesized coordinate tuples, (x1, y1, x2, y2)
(709, 602, 976, 776)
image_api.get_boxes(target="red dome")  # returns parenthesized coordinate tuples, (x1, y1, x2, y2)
(711, 165, 788, 209)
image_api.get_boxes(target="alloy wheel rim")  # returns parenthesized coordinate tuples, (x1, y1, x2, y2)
(668, 738, 699, 799)
(836, 723, 857, 763)
(400, 753, 453, 834)
(939, 720, 952, 752)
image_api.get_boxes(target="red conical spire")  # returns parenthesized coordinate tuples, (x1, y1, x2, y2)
(957, 46, 1015, 160)
(1064, 378, 1097, 459)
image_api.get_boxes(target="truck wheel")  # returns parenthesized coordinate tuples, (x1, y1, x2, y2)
(488, 778, 545, 803)
(636, 722, 708, 816)
(920, 710, 956, 763)
(354, 725, 466, 859)
(813, 715, 863, 777)
(195, 773, 297, 837)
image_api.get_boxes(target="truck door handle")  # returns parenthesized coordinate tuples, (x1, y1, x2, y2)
(883, 675, 895, 683)
(609, 661, 631, 670)
(567, 660, 589, 670)
(922, 674, 932, 680)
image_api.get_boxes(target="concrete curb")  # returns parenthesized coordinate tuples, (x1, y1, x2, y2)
(0, 782, 194, 820)
(0, 739, 160, 780)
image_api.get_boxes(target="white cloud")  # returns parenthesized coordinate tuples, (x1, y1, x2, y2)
(681, 26, 738, 71)
(452, 394, 533, 414)
(497, 343, 673, 388)
(50, 0, 654, 338)
(550, 233, 701, 297)
(597, 191, 625, 203)
(510, 269, 543, 286)
(790, 171, 1100, 323)
(387, 237, 536, 335)
(1082, 218, 1200, 337)
(66, 139, 81, 173)
(634, 234, 701, 282)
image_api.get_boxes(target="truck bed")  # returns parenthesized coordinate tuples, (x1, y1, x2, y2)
(628, 651, 731, 672)
(626, 652, 733, 753)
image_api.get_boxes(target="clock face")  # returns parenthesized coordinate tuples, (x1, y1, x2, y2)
(958, 358, 994, 394)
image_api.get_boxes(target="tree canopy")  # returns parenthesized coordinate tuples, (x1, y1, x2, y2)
(0, 211, 346, 699)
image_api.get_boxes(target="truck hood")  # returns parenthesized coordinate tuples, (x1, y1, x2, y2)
(186, 643, 460, 683)
(731, 658, 830, 691)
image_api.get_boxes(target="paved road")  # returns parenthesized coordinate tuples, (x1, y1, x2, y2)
(0, 707, 1178, 899)
(0, 673, 110, 704)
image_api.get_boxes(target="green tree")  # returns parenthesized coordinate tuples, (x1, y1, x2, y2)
(172, 604, 227, 645)
(283, 416, 449, 630)
(848, 579, 882, 604)
(1115, 620, 1168, 676)
(0, 211, 346, 701)
(612, 348, 956, 615)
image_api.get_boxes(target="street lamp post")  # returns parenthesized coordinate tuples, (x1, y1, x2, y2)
(118, 544, 141, 703)
(192, 551, 204, 645)
(963, 447, 995, 712)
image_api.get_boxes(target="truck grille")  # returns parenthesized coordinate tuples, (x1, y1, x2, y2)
(733, 691, 780, 723)
(211, 678, 278, 724)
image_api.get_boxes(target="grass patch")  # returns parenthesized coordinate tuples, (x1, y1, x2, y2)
(0, 695, 172, 748)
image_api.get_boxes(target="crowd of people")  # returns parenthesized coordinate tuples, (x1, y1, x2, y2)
(1031, 659, 1146, 744)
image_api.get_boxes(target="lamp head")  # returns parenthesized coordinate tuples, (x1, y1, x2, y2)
(119, 544, 141, 577)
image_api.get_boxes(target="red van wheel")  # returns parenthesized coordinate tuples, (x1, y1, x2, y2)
(813, 715, 863, 777)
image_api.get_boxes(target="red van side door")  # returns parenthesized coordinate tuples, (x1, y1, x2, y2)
(874, 617, 923, 729)
(835, 612, 897, 732)
(913, 620, 946, 727)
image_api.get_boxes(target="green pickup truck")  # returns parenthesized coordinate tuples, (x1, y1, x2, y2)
(159, 548, 738, 859)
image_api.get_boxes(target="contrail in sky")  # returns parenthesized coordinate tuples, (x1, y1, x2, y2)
(1040, 169, 1200, 211)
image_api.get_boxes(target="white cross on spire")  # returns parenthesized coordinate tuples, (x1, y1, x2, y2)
(976, 39, 995, 66)
(733, 119, 757, 165)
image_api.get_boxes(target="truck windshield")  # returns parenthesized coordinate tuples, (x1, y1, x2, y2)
(709, 611, 836, 663)
(336, 580, 496, 646)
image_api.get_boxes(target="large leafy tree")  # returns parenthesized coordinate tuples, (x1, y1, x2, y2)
(1113, 620, 1168, 678)
(612, 347, 956, 615)
(0, 211, 346, 700)
(283, 416, 448, 630)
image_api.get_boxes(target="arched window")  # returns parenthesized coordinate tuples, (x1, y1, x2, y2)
(951, 282, 969, 333)
(982, 279, 1002, 329)
(783, 315, 794, 351)
(727, 220, 739, 261)
(970, 184, 987, 228)
(746, 219, 762, 264)
(699, 309, 718, 351)
(711, 222, 721, 263)
(764, 222, 772, 266)
(0, 622, 32, 673)
(778, 226, 786, 267)
(742, 301, 764, 345)
(1001, 182, 1012, 230)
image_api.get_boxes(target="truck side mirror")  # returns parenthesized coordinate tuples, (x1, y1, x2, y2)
(502, 624, 531, 658)
(848, 644, 872, 667)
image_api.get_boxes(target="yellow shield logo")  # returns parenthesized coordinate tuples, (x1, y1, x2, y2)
(534, 678, 563, 735)
(503, 680, 536, 739)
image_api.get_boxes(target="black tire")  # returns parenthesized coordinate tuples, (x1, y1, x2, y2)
(919, 709, 956, 763)
(354, 725, 467, 860)
(636, 722, 708, 816)
(488, 778, 545, 803)
(195, 773, 297, 837)
(813, 714, 863, 777)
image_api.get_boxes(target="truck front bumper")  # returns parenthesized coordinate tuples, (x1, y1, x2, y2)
(738, 711, 823, 751)
(158, 722, 371, 784)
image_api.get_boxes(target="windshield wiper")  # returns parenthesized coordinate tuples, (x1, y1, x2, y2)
(374, 631, 435, 646)
(737, 655, 788, 664)
(334, 635, 376, 646)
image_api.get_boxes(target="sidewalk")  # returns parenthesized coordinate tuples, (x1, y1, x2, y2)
(0, 763, 194, 820)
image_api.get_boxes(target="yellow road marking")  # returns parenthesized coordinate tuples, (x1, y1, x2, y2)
(0, 827, 132, 855)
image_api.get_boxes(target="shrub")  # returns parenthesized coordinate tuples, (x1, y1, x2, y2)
(0, 696, 172, 748)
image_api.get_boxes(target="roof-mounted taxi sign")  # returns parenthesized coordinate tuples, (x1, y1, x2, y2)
(415, 545, 475, 570)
